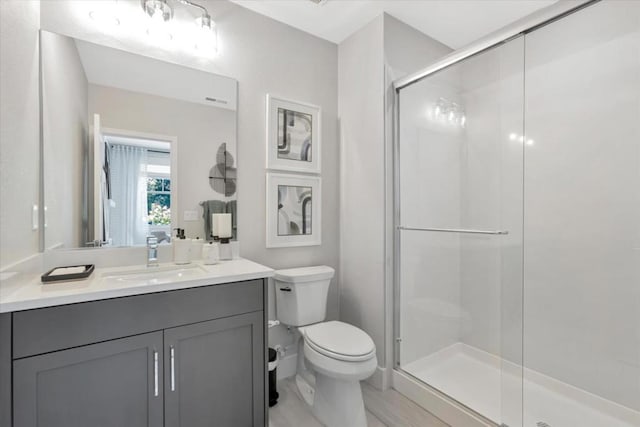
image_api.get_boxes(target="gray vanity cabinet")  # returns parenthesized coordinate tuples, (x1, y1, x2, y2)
(164, 312, 264, 427)
(5, 279, 268, 427)
(13, 331, 164, 427)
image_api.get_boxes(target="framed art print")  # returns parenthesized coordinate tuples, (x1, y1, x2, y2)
(266, 173, 321, 247)
(266, 94, 321, 174)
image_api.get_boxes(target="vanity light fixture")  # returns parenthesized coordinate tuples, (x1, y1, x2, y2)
(142, 0, 173, 22)
(140, 0, 217, 52)
(89, 0, 218, 55)
(143, 0, 174, 41)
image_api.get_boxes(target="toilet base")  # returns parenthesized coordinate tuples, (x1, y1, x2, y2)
(291, 325, 375, 427)
(295, 373, 315, 407)
(311, 374, 367, 427)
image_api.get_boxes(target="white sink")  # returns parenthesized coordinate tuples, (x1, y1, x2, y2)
(101, 264, 207, 285)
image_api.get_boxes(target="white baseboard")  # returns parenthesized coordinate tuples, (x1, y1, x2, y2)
(276, 353, 297, 381)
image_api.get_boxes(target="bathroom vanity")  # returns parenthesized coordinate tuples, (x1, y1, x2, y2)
(0, 11, 266, 427)
(0, 259, 273, 427)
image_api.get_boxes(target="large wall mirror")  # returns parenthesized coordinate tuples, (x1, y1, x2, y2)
(41, 30, 238, 250)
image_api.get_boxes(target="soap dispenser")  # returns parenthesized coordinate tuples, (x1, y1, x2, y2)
(173, 228, 191, 265)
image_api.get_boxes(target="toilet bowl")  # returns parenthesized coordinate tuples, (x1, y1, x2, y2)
(274, 266, 377, 427)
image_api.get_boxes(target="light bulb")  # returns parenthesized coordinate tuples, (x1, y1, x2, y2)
(509, 133, 517, 141)
(143, 0, 172, 21)
(152, 8, 164, 21)
(460, 115, 466, 127)
(194, 14, 217, 53)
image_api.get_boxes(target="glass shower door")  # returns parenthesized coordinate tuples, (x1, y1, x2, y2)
(522, 2, 640, 426)
(396, 36, 525, 426)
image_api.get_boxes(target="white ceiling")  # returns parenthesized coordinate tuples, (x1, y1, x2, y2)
(229, 0, 557, 49)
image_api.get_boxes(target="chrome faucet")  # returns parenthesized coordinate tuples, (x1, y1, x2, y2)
(147, 236, 159, 267)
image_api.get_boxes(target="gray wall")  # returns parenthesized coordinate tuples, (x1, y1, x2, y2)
(338, 14, 451, 384)
(207, 3, 340, 329)
(338, 15, 386, 375)
(0, 0, 41, 269)
(41, 31, 88, 251)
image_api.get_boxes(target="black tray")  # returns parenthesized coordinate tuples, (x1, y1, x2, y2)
(41, 264, 95, 283)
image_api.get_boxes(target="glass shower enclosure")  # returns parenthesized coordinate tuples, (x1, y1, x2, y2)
(394, 2, 640, 427)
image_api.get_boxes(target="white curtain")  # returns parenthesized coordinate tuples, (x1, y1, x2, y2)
(108, 144, 148, 246)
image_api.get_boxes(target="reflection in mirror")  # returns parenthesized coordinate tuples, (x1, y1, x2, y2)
(41, 31, 237, 249)
(93, 123, 176, 247)
(209, 142, 237, 197)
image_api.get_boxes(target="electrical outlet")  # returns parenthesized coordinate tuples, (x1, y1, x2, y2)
(183, 210, 199, 221)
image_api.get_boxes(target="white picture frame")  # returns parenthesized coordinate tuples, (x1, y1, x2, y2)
(266, 173, 321, 248)
(266, 94, 321, 174)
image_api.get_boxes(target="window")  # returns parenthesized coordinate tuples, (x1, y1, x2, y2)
(147, 177, 171, 225)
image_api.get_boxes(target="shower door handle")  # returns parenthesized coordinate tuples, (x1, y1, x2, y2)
(398, 226, 509, 235)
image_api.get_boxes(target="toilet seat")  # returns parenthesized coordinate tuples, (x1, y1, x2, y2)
(303, 321, 376, 362)
(303, 338, 377, 382)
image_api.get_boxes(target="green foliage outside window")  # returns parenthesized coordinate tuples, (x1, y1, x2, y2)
(148, 203, 171, 225)
(147, 177, 171, 225)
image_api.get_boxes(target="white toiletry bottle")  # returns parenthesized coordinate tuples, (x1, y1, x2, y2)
(173, 228, 191, 265)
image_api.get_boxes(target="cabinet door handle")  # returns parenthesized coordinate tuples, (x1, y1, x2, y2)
(153, 350, 159, 397)
(170, 346, 176, 392)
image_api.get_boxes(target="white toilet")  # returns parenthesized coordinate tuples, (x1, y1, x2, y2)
(274, 266, 377, 427)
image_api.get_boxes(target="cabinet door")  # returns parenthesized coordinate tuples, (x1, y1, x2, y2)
(13, 331, 164, 427)
(164, 311, 265, 427)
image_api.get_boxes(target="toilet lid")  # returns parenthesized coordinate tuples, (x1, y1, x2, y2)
(304, 321, 375, 361)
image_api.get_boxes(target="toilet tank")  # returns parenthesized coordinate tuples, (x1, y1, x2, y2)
(274, 266, 335, 326)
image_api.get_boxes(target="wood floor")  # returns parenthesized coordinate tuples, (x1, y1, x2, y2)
(269, 377, 450, 427)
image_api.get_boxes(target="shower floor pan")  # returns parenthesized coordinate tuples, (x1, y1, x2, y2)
(402, 343, 639, 427)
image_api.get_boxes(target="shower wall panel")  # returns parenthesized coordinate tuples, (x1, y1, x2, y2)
(523, 0, 640, 411)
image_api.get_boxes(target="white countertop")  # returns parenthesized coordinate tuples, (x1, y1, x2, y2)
(0, 258, 273, 313)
